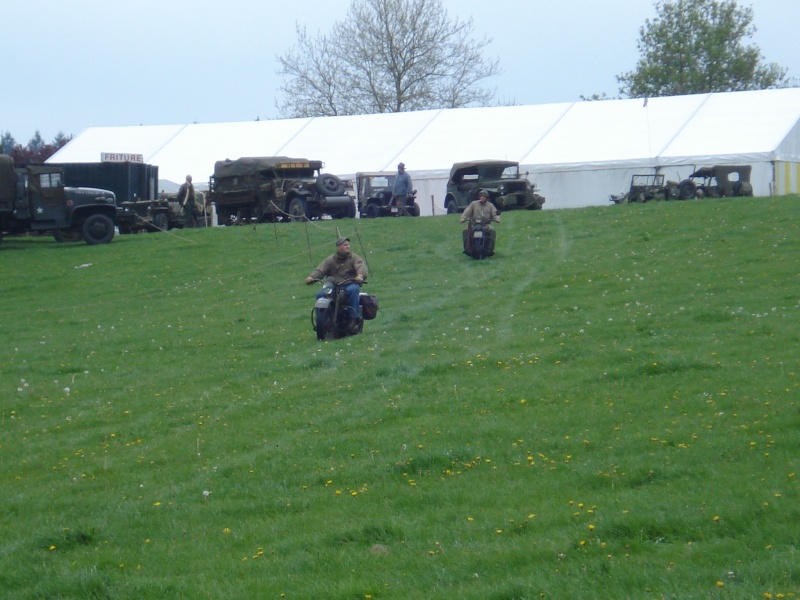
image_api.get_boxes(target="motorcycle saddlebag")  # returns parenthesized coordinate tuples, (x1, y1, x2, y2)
(359, 293, 379, 320)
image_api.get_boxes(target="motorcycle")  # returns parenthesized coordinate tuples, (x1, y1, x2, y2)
(463, 218, 495, 259)
(311, 277, 378, 340)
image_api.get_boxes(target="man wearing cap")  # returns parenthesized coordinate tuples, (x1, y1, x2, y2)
(392, 162, 413, 215)
(305, 237, 368, 330)
(459, 189, 501, 254)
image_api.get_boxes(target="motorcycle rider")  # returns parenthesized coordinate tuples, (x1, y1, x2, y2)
(459, 189, 501, 255)
(305, 236, 368, 331)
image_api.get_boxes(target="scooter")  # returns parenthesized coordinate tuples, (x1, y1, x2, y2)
(311, 277, 378, 340)
(463, 218, 495, 259)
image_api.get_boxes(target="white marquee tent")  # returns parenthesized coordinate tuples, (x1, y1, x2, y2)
(48, 88, 800, 215)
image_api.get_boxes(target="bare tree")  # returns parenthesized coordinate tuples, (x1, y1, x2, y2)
(277, 0, 500, 118)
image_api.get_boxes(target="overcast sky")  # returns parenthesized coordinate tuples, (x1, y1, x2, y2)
(2, 0, 798, 144)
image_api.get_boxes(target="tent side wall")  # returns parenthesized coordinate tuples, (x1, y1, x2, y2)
(775, 161, 800, 195)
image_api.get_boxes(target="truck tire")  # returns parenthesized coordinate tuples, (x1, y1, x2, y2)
(82, 214, 115, 245)
(366, 203, 379, 219)
(446, 198, 458, 214)
(316, 173, 345, 197)
(153, 212, 169, 231)
(53, 229, 83, 243)
(288, 197, 308, 222)
(409, 201, 421, 217)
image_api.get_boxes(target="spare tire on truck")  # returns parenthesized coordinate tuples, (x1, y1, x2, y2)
(316, 173, 345, 196)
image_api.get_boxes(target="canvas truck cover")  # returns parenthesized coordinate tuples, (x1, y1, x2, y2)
(213, 157, 324, 179)
(448, 160, 519, 182)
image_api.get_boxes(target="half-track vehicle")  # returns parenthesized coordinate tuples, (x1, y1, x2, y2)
(356, 171, 420, 218)
(444, 160, 545, 214)
(1, 154, 117, 246)
(208, 156, 355, 223)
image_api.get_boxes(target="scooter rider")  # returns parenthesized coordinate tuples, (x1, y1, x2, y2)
(460, 189, 501, 252)
(305, 237, 368, 330)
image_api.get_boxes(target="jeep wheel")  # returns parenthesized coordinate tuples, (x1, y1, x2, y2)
(82, 214, 115, 245)
(153, 212, 169, 231)
(53, 229, 83, 243)
(408, 201, 421, 217)
(446, 198, 458, 214)
(288, 197, 308, 222)
(366, 203, 380, 219)
(316, 173, 345, 197)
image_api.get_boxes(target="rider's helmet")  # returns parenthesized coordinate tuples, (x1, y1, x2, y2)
(478, 189, 489, 199)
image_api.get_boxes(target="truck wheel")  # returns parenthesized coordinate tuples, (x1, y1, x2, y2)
(408, 201, 421, 217)
(82, 214, 115, 245)
(366, 203, 380, 219)
(346, 199, 356, 219)
(53, 229, 83, 243)
(446, 198, 458, 214)
(153, 212, 169, 231)
(316, 173, 345, 196)
(288, 197, 308, 222)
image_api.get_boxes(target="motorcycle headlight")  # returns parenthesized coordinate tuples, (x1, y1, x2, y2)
(322, 281, 334, 296)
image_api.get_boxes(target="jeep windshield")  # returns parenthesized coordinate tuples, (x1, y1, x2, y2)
(483, 164, 520, 179)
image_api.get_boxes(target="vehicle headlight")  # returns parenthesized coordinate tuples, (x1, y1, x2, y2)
(499, 184, 506, 195)
(322, 281, 334, 296)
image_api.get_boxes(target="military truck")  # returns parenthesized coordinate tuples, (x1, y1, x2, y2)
(54, 160, 199, 233)
(677, 165, 754, 199)
(444, 160, 545, 214)
(208, 156, 356, 223)
(0, 154, 117, 246)
(356, 171, 420, 217)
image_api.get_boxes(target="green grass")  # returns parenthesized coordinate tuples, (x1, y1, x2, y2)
(1, 197, 799, 599)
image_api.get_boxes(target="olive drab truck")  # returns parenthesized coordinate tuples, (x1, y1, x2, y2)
(0, 154, 117, 246)
(208, 156, 356, 224)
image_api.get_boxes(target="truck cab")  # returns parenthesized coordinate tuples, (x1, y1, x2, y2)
(1, 155, 117, 245)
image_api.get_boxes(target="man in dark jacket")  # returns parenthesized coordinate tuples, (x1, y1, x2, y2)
(177, 174, 196, 228)
(392, 162, 413, 215)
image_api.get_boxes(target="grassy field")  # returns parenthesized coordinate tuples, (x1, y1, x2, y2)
(1, 196, 798, 599)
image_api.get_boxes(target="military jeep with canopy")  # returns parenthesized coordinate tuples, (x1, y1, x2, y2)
(678, 165, 754, 199)
(356, 171, 420, 218)
(444, 160, 545, 214)
(208, 156, 355, 223)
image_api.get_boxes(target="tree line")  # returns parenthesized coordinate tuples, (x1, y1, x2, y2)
(1, 130, 71, 165)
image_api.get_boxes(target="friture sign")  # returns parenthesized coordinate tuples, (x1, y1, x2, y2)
(101, 152, 144, 163)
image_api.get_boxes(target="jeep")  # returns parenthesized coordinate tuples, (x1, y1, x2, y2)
(208, 156, 356, 223)
(444, 160, 545, 214)
(356, 172, 420, 218)
(610, 174, 681, 204)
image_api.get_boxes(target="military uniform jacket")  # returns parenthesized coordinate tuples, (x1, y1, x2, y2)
(309, 252, 368, 284)
(461, 200, 498, 224)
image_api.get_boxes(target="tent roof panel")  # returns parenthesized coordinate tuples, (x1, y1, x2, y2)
(274, 110, 442, 176)
(522, 94, 710, 166)
(48, 124, 186, 164)
(661, 88, 800, 160)
(397, 103, 572, 170)
(148, 119, 312, 182)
